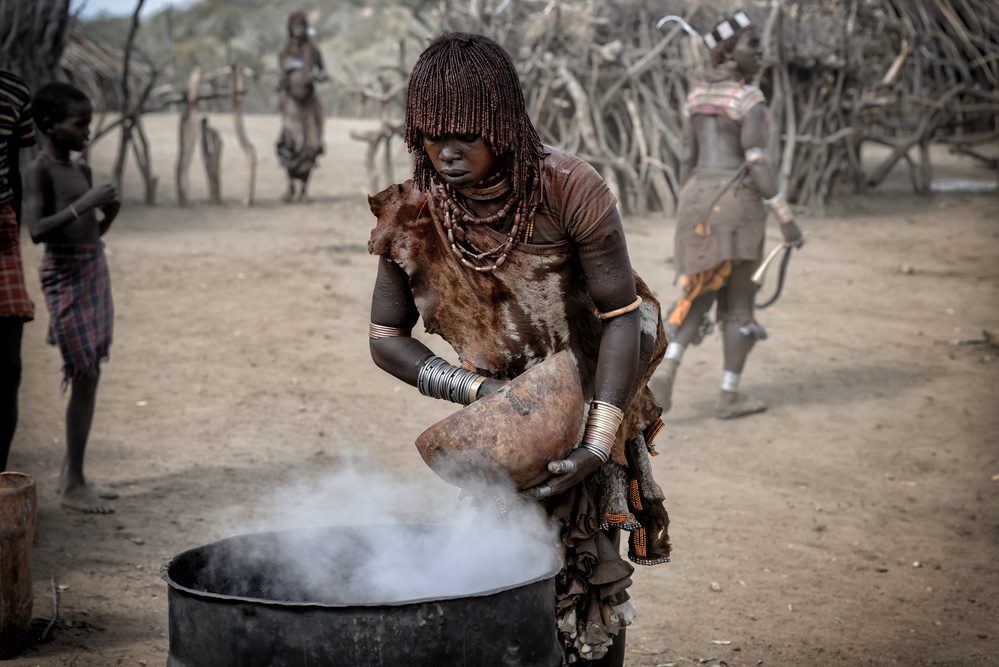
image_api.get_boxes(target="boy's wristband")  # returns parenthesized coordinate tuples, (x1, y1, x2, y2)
(68, 204, 80, 219)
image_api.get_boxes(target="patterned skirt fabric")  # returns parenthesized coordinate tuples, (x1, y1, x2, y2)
(39, 242, 114, 383)
(0, 204, 34, 321)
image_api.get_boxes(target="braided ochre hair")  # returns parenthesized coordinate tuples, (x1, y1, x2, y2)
(405, 32, 545, 201)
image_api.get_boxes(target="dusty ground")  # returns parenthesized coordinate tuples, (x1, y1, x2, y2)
(4, 113, 998, 666)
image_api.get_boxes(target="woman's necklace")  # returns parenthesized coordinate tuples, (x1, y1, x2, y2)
(435, 179, 538, 273)
(40, 152, 74, 167)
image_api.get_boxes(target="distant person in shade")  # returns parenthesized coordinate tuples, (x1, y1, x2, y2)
(276, 10, 328, 203)
(651, 11, 805, 419)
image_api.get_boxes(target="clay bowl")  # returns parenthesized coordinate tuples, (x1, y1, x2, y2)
(416, 351, 585, 491)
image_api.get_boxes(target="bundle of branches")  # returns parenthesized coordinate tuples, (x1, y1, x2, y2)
(854, 0, 999, 191)
(441, 0, 704, 214)
(59, 21, 156, 113)
(0, 0, 72, 90)
(440, 0, 999, 214)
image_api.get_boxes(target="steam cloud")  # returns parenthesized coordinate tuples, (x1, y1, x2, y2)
(179, 453, 562, 606)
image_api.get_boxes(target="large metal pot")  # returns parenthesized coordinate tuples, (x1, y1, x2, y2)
(162, 524, 562, 667)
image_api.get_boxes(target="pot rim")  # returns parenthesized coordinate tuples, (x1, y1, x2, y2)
(161, 523, 562, 609)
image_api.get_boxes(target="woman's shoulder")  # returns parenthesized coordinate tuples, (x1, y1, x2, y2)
(368, 179, 428, 211)
(536, 147, 616, 239)
(538, 146, 602, 187)
(739, 82, 766, 103)
(367, 180, 432, 255)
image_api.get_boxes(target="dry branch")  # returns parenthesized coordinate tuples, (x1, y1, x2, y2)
(176, 67, 201, 207)
(231, 65, 257, 206)
(200, 117, 223, 205)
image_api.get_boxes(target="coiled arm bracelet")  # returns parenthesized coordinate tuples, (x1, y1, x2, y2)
(417, 356, 487, 406)
(579, 400, 625, 464)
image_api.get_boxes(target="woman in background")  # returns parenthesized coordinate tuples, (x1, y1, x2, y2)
(276, 10, 328, 202)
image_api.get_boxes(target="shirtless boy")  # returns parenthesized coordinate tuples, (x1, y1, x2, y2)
(24, 82, 119, 513)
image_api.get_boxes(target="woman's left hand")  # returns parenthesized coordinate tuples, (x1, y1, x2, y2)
(520, 447, 604, 501)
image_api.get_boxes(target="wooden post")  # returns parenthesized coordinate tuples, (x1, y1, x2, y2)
(230, 65, 257, 206)
(379, 76, 393, 188)
(176, 67, 201, 207)
(200, 117, 222, 205)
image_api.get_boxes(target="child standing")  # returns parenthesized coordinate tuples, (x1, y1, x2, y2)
(23, 82, 119, 514)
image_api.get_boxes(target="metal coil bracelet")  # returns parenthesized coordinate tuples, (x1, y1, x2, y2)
(579, 400, 625, 464)
(369, 322, 412, 339)
(417, 356, 486, 406)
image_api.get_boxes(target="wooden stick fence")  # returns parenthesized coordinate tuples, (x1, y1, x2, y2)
(442, 0, 999, 214)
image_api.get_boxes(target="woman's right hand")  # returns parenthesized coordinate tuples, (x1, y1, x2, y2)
(781, 220, 805, 249)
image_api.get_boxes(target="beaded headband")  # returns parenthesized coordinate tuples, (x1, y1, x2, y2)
(657, 12, 753, 50)
(702, 12, 752, 49)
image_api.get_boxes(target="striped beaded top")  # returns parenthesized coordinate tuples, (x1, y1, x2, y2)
(683, 77, 766, 125)
(0, 71, 36, 205)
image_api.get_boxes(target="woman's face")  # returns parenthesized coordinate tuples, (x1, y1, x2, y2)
(731, 27, 761, 76)
(422, 133, 498, 190)
(290, 17, 308, 39)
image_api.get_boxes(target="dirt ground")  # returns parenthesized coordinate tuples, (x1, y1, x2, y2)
(4, 112, 998, 666)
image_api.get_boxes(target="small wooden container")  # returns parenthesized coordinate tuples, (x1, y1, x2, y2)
(0, 472, 36, 659)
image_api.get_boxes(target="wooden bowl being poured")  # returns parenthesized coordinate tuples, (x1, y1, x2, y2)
(415, 351, 586, 491)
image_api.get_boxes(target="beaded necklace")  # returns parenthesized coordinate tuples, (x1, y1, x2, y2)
(40, 152, 74, 167)
(435, 177, 538, 273)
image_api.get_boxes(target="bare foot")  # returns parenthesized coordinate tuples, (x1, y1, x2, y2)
(714, 390, 767, 420)
(88, 481, 119, 499)
(58, 466, 119, 499)
(281, 188, 295, 203)
(61, 483, 115, 514)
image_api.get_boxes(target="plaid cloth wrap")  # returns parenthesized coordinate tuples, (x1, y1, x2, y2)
(0, 203, 33, 320)
(39, 241, 114, 383)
